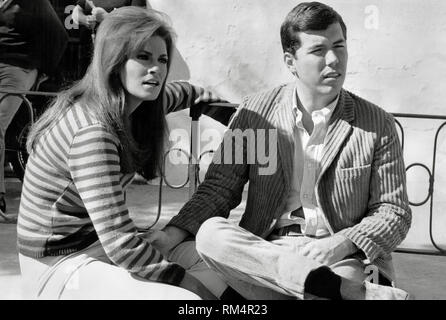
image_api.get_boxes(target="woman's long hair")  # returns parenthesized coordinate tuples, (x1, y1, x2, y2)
(27, 7, 175, 179)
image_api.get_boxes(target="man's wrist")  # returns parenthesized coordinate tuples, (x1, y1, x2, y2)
(336, 234, 358, 256)
(163, 225, 189, 247)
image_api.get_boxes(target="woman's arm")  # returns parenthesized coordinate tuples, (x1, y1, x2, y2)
(163, 81, 223, 114)
(68, 124, 186, 286)
(68, 124, 217, 298)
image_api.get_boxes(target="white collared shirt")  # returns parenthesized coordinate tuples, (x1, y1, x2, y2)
(277, 88, 338, 237)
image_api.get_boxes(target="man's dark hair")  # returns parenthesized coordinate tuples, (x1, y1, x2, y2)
(280, 2, 347, 54)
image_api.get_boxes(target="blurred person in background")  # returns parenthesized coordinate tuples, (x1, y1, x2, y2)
(0, 0, 68, 221)
(72, 0, 146, 77)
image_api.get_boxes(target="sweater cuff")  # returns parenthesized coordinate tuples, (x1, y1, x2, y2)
(167, 213, 203, 236)
(157, 263, 186, 286)
(338, 227, 382, 263)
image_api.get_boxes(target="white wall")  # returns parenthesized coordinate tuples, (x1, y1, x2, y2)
(150, 0, 446, 115)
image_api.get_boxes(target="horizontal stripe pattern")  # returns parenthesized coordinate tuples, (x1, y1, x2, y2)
(17, 84, 198, 285)
(164, 81, 198, 113)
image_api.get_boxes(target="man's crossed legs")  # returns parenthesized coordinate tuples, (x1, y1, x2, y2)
(173, 217, 410, 300)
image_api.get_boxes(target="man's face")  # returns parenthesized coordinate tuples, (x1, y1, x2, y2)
(284, 22, 348, 98)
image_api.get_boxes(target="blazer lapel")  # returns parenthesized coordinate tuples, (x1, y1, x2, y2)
(274, 84, 296, 191)
(317, 90, 355, 183)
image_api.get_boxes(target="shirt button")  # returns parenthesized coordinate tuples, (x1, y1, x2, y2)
(303, 194, 309, 199)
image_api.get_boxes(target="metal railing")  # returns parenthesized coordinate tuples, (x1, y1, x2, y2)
(393, 113, 446, 256)
(0, 89, 57, 223)
(0, 90, 57, 124)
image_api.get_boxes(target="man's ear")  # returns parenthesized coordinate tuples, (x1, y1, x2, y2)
(283, 52, 297, 76)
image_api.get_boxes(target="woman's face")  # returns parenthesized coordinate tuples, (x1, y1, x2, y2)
(120, 35, 168, 114)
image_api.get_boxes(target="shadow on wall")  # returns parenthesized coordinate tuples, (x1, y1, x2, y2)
(168, 48, 191, 81)
(147, 0, 191, 81)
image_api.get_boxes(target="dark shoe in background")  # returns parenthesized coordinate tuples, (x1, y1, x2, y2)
(219, 286, 246, 300)
(0, 196, 16, 223)
(0, 196, 6, 213)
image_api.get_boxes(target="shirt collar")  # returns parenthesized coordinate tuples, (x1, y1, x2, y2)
(292, 86, 339, 124)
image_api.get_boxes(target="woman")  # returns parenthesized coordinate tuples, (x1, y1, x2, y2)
(17, 7, 220, 300)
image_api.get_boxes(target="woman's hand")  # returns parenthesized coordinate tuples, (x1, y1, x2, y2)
(179, 272, 218, 300)
(143, 226, 190, 257)
(194, 87, 222, 104)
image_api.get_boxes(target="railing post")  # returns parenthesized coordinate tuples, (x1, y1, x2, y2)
(189, 103, 203, 199)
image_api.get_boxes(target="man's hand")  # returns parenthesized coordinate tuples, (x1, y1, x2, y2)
(91, 7, 108, 23)
(300, 234, 357, 266)
(143, 226, 190, 257)
(194, 87, 222, 105)
(85, 15, 97, 29)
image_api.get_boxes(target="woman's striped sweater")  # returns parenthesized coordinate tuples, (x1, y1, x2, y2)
(17, 81, 203, 286)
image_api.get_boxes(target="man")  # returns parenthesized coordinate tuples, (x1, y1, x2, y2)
(148, 2, 412, 300)
(0, 0, 68, 221)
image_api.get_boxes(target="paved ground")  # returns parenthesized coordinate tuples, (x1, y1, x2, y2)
(1, 176, 446, 300)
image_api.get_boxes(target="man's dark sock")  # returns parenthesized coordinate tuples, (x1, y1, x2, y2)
(0, 194, 6, 213)
(304, 267, 343, 300)
(220, 286, 246, 300)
